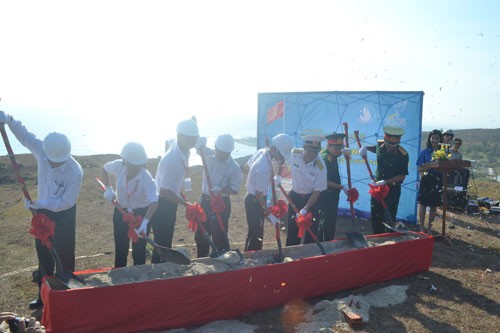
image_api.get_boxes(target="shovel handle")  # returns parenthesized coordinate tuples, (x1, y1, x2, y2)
(354, 130, 376, 182)
(343, 123, 356, 217)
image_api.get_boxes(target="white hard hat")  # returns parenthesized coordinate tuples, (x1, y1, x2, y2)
(176, 119, 199, 137)
(272, 133, 293, 161)
(121, 142, 148, 166)
(442, 129, 454, 136)
(42, 132, 71, 163)
(215, 134, 235, 153)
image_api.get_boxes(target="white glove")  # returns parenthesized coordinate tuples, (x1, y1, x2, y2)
(0, 111, 12, 124)
(359, 146, 367, 158)
(273, 175, 282, 186)
(210, 185, 221, 194)
(135, 218, 149, 237)
(341, 185, 349, 196)
(103, 186, 116, 202)
(24, 198, 48, 210)
(267, 214, 280, 226)
(299, 208, 308, 216)
(372, 180, 386, 187)
(341, 148, 351, 158)
(195, 136, 207, 150)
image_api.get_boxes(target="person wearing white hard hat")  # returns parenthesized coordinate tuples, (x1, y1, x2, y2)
(194, 133, 243, 257)
(0, 111, 83, 309)
(151, 118, 199, 263)
(101, 142, 158, 267)
(285, 135, 327, 246)
(244, 133, 293, 251)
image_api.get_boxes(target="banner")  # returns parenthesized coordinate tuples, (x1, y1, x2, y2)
(257, 91, 424, 223)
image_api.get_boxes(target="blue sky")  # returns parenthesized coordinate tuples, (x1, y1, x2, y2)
(0, 0, 499, 138)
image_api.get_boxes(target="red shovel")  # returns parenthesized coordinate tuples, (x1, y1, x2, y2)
(96, 177, 190, 265)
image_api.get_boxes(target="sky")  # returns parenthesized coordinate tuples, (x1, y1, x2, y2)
(0, 0, 499, 142)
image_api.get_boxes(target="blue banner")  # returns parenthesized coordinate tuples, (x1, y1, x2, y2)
(258, 91, 424, 223)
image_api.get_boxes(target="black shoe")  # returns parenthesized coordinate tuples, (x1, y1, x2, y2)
(29, 298, 43, 309)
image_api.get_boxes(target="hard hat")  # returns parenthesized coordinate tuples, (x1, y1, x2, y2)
(176, 119, 199, 137)
(442, 129, 454, 136)
(215, 134, 235, 153)
(121, 142, 148, 166)
(42, 132, 71, 163)
(272, 133, 293, 161)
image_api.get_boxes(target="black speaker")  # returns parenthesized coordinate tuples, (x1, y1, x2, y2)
(447, 189, 467, 210)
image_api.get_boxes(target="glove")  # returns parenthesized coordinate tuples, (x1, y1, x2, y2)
(103, 186, 115, 202)
(273, 175, 282, 186)
(195, 136, 207, 150)
(210, 185, 221, 194)
(135, 218, 149, 237)
(267, 214, 280, 226)
(341, 148, 351, 158)
(0, 111, 12, 124)
(372, 180, 386, 187)
(24, 198, 48, 210)
(341, 185, 349, 196)
(359, 146, 367, 158)
(299, 208, 308, 216)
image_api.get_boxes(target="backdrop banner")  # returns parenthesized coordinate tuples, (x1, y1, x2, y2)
(258, 91, 424, 223)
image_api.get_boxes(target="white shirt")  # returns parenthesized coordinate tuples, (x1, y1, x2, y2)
(201, 149, 243, 197)
(290, 150, 327, 194)
(7, 118, 83, 212)
(155, 141, 189, 195)
(246, 148, 273, 195)
(104, 159, 158, 210)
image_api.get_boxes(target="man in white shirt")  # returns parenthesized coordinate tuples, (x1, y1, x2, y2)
(195, 134, 243, 257)
(285, 135, 327, 246)
(0, 111, 83, 309)
(244, 133, 293, 251)
(151, 119, 199, 263)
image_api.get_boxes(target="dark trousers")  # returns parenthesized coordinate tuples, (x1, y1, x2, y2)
(195, 194, 231, 257)
(113, 206, 149, 267)
(318, 190, 340, 241)
(371, 185, 401, 234)
(244, 193, 265, 251)
(151, 196, 178, 263)
(35, 205, 76, 292)
(286, 191, 320, 246)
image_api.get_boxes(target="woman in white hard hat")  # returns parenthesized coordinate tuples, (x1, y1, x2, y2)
(244, 133, 293, 251)
(101, 142, 158, 267)
(195, 133, 243, 257)
(151, 119, 199, 263)
(0, 111, 83, 310)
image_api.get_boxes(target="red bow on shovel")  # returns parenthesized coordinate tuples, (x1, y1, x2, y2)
(30, 214, 56, 249)
(186, 203, 207, 232)
(122, 213, 143, 243)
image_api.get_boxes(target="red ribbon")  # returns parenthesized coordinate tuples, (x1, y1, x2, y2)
(368, 184, 390, 208)
(186, 202, 207, 232)
(347, 187, 359, 204)
(270, 199, 288, 219)
(30, 213, 55, 249)
(122, 212, 142, 243)
(296, 212, 313, 238)
(210, 194, 226, 214)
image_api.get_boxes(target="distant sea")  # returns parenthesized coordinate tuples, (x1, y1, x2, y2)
(0, 114, 258, 166)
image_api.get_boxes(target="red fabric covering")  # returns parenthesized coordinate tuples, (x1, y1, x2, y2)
(41, 234, 434, 333)
(121, 213, 142, 243)
(186, 202, 207, 232)
(369, 184, 390, 208)
(209, 194, 226, 213)
(269, 199, 288, 219)
(295, 212, 313, 238)
(347, 187, 359, 203)
(30, 214, 55, 249)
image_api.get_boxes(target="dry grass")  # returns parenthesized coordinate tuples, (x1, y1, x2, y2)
(0, 154, 499, 332)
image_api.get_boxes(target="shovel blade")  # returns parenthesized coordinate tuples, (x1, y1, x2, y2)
(345, 232, 368, 248)
(57, 271, 87, 289)
(154, 246, 191, 265)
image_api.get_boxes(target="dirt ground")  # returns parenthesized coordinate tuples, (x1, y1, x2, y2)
(0, 154, 499, 332)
